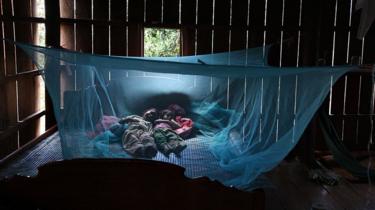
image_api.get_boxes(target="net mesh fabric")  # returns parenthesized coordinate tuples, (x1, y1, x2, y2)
(17, 42, 350, 190)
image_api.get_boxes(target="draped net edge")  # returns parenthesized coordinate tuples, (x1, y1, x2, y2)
(16, 41, 352, 190)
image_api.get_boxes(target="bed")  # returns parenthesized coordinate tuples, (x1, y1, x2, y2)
(0, 158, 265, 210)
(0, 132, 265, 210)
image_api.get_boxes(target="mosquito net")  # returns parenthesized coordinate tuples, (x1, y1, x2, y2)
(17, 42, 351, 190)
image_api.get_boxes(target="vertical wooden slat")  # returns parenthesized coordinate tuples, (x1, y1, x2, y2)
(196, 27, 211, 55)
(249, 0, 265, 34)
(111, 25, 127, 56)
(180, 0, 195, 25)
(15, 22, 33, 73)
(231, 0, 248, 27)
(181, 27, 195, 55)
(2, 0, 17, 130)
(4, 79, 17, 123)
(213, 26, 229, 53)
(17, 27, 36, 121)
(214, 0, 230, 26)
(13, 0, 31, 17)
(284, 0, 299, 32)
(344, 73, 360, 114)
(347, 2, 362, 61)
(2, 0, 12, 17)
(362, 26, 375, 64)
(59, 0, 73, 18)
(299, 0, 319, 66)
(197, 0, 212, 25)
(267, 0, 297, 67)
(163, 0, 179, 25)
(126, 0, 143, 57)
(46, 0, 60, 47)
(30, 0, 44, 18)
(280, 0, 299, 67)
(111, 0, 126, 21)
(316, 0, 335, 63)
(145, 0, 161, 24)
(266, 0, 282, 44)
(332, 0, 351, 65)
(75, 23, 92, 53)
(180, 0, 196, 55)
(331, 79, 346, 141)
(359, 75, 373, 114)
(76, 0, 91, 19)
(60, 23, 74, 50)
(3, 21, 15, 75)
(128, 0, 143, 23)
(331, 82, 346, 116)
(18, 76, 38, 146)
(230, 29, 247, 51)
(93, 25, 109, 55)
(194, 0, 213, 54)
(108, 0, 111, 56)
(127, 25, 142, 56)
(0, 5, 6, 130)
(93, 0, 109, 20)
(212, 0, 230, 53)
(330, 0, 351, 142)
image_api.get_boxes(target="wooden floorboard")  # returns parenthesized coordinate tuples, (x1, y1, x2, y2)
(265, 160, 375, 210)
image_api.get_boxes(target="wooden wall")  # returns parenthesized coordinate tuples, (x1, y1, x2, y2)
(0, 0, 54, 163)
(0, 0, 374, 163)
(58, 0, 375, 151)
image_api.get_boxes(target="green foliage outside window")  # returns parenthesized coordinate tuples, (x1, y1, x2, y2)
(144, 28, 180, 57)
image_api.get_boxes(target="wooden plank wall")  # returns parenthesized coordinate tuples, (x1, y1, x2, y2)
(0, 0, 51, 162)
(51, 0, 375, 152)
(1, 0, 373, 162)
(317, 0, 375, 151)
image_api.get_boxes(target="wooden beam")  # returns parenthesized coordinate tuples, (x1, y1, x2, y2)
(0, 16, 45, 23)
(59, 17, 305, 31)
(0, 69, 43, 84)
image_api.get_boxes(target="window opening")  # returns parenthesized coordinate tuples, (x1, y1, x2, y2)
(143, 28, 180, 57)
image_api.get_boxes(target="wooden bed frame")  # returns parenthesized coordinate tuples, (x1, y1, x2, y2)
(0, 159, 265, 210)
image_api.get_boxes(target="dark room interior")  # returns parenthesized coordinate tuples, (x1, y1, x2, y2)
(0, 0, 374, 209)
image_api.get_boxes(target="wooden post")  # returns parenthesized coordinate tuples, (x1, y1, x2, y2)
(44, 0, 60, 129)
(295, 0, 322, 168)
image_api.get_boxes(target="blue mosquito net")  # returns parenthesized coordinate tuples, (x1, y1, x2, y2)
(17, 42, 351, 190)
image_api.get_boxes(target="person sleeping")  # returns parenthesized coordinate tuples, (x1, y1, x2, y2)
(118, 108, 158, 158)
(153, 109, 187, 157)
(167, 104, 193, 139)
(87, 115, 120, 139)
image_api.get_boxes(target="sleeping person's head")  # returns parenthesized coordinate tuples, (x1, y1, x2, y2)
(168, 104, 186, 117)
(160, 109, 174, 120)
(143, 108, 158, 122)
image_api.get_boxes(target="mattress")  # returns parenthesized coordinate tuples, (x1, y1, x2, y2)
(0, 132, 231, 180)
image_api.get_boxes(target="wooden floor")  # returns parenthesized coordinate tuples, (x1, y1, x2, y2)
(264, 160, 375, 210)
